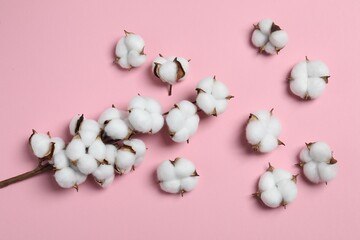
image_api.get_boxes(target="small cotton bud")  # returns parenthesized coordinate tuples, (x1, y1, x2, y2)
(128, 95, 164, 134)
(77, 154, 98, 175)
(54, 167, 77, 189)
(93, 164, 115, 183)
(157, 157, 199, 196)
(245, 109, 283, 153)
(195, 76, 233, 116)
(88, 137, 106, 162)
(255, 164, 297, 208)
(299, 141, 337, 184)
(65, 137, 86, 161)
(114, 31, 147, 69)
(251, 18, 288, 54)
(289, 58, 330, 100)
(103, 118, 131, 141)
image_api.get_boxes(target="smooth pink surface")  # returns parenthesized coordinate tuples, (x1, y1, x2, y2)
(1, 0, 359, 239)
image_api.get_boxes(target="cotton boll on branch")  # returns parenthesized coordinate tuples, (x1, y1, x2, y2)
(115, 139, 146, 174)
(157, 158, 199, 196)
(289, 57, 330, 100)
(251, 18, 288, 55)
(114, 30, 147, 69)
(245, 109, 284, 153)
(195, 76, 233, 116)
(298, 141, 338, 184)
(152, 55, 190, 96)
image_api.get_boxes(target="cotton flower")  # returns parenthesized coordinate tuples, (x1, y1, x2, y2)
(54, 166, 87, 191)
(92, 164, 115, 188)
(251, 18, 288, 54)
(165, 100, 200, 143)
(289, 57, 330, 100)
(114, 30, 147, 69)
(29, 130, 65, 161)
(115, 139, 146, 174)
(245, 109, 284, 153)
(298, 141, 337, 184)
(98, 105, 128, 128)
(69, 114, 101, 147)
(254, 163, 298, 208)
(195, 76, 233, 116)
(152, 54, 190, 95)
(157, 157, 199, 196)
(127, 95, 164, 134)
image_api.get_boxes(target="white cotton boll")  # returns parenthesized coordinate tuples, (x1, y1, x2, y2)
(65, 137, 86, 161)
(166, 108, 186, 132)
(105, 144, 117, 165)
(104, 118, 130, 140)
(180, 177, 198, 192)
(256, 166, 297, 208)
(269, 30, 288, 48)
(115, 150, 135, 174)
(69, 114, 84, 135)
(128, 50, 147, 67)
(158, 61, 178, 84)
(88, 138, 106, 161)
(196, 93, 216, 115)
(300, 141, 337, 184)
(124, 139, 146, 157)
(290, 58, 330, 100)
(77, 154, 98, 175)
(259, 135, 278, 153)
(54, 167, 77, 189)
(245, 109, 283, 153)
(160, 180, 181, 194)
(258, 171, 276, 192)
(306, 77, 327, 99)
(115, 31, 146, 69)
(252, 19, 287, 54)
(258, 18, 273, 34)
(290, 76, 308, 98)
(309, 142, 332, 162)
(157, 160, 177, 181)
(98, 107, 122, 127)
(30, 133, 52, 159)
(261, 189, 283, 208)
(53, 150, 69, 170)
(174, 158, 196, 179)
(317, 162, 337, 182)
(251, 30, 268, 47)
(93, 164, 115, 181)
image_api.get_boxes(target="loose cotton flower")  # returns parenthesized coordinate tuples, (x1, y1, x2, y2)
(195, 76, 233, 116)
(127, 95, 164, 134)
(251, 18, 288, 54)
(115, 139, 146, 174)
(289, 57, 330, 100)
(157, 157, 199, 196)
(245, 109, 284, 153)
(165, 100, 200, 143)
(298, 141, 337, 184)
(254, 164, 298, 208)
(114, 30, 147, 69)
(152, 54, 190, 95)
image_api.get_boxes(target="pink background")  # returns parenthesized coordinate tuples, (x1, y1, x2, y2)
(1, 0, 359, 239)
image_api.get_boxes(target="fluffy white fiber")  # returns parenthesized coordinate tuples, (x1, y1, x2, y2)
(165, 100, 200, 143)
(114, 30, 147, 69)
(245, 109, 283, 153)
(299, 141, 337, 184)
(157, 157, 199, 196)
(196, 76, 233, 116)
(251, 18, 288, 54)
(115, 139, 146, 174)
(289, 58, 330, 100)
(256, 165, 297, 208)
(128, 95, 164, 134)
